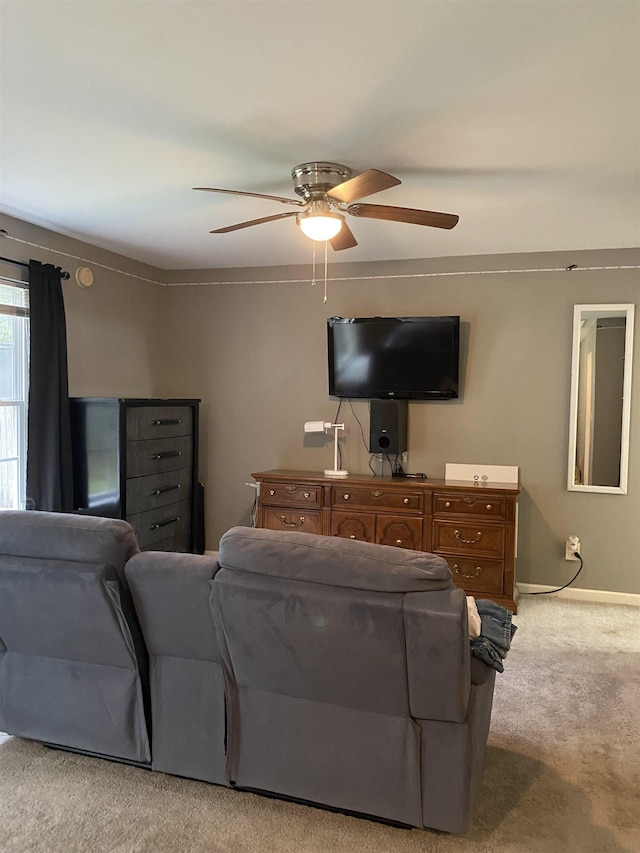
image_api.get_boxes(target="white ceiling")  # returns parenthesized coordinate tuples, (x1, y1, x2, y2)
(1, 1, 639, 270)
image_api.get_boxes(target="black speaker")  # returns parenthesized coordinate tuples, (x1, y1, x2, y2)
(369, 400, 408, 455)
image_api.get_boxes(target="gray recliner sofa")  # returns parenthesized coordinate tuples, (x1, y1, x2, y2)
(0, 512, 496, 834)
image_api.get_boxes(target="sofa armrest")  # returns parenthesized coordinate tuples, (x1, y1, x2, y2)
(403, 587, 471, 723)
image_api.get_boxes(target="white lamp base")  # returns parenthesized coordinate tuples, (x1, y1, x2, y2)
(324, 468, 349, 477)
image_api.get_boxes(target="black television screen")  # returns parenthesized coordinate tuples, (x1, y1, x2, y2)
(327, 316, 460, 400)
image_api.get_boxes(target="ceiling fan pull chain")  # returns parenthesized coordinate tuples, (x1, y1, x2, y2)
(311, 240, 317, 287)
(324, 240, 329, 303)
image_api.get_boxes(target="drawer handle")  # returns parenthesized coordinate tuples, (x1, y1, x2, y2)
(149, 484, 182, 496)
(446, 499, 493, 511)
(149, 516, 180, 530)
(285, 485, 297, 493)
(454, 529, 483, 544)
(454, 563, 483, 579)
(269, 489, 275, 496)
(343, 493, 350, 500)
(149, 451, 182, 460)
(280, 515, 305, 527)
(349, 534, 356, 539)
(372, 490, 383, 498)
(403, 497, 409, 505)
(395, 539, 405, 547)
(151, 419, 183, 426)
(304, 492, 311, 498)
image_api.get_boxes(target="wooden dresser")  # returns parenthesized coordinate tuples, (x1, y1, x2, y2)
(70, 398, 201, 553)
(252, 469, 519, 611)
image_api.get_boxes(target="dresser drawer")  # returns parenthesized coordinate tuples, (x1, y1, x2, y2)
(262, 482, 322, 508)
(444, 555, 504, 595)
(433, 520, 505, 558)
(376, 515, 423, 550)
(331, 511, 376, 542)
(126, 406, 193, 440)
(127, 499, 191, 550)
(126, 435, 193, 478)
(262, 507, 322, 534)
(332, 486, 423, 513)
(434, 492, 506, 519)
(126, 468, 192, 515)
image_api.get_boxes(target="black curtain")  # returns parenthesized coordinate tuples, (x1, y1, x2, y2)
(26, 260, 74, 511)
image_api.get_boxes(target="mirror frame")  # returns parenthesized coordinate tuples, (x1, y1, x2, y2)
(567, 303, 635, 494)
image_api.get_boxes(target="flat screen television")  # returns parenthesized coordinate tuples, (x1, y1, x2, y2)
(327, 315, 460, 400)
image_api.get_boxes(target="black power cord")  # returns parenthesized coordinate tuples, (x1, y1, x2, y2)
(343, 399, 379, 474)
(348, 399, 369, 452)
(524, 553, 584, 595)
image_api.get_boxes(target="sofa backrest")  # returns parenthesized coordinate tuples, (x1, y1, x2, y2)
(125, 550, 226, 784)
(217, 524, 454, 592)
(214, 526, 469, 722)
(0, 510, 150, 763)
(212, 526, 475, 825)
(126, 551, 221, 661)
(0, 510, 139, 584)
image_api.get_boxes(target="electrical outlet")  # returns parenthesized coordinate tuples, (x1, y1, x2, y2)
(565, 536, 581, 561)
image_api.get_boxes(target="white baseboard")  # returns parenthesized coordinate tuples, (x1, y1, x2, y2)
(517, 583, 640, 607)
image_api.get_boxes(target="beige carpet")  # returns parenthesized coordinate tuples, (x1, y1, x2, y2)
(1, 596, 638, 853)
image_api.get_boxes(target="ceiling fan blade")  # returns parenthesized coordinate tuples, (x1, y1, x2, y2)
(327, 169, 401, 204)
(347, 203, 459, 230)
(330, 222, 358, 251)
(210, 211, 299, 234)
(194, 187, 304, 207)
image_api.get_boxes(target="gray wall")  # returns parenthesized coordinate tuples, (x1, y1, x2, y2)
(65, 274, 164, 398)
(2, 213, 638, 594)
(162, 249, 640, 595)
(1, 215, 165, 398)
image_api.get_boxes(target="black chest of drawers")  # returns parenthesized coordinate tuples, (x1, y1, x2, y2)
(70, 398, 201, 553)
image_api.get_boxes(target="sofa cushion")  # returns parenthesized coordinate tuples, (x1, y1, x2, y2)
(218, 526, 453, 592)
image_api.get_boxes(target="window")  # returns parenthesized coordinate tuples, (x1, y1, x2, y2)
(0, 281, 29, 509)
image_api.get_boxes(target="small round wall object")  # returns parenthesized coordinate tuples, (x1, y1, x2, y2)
(75, 266, 94, 287)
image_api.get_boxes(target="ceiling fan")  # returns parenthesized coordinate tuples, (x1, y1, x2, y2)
(193, 162, 459, 251)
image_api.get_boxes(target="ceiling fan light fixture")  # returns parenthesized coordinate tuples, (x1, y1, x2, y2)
(195, 162, 458, 251)
(298, 211, 343, 241)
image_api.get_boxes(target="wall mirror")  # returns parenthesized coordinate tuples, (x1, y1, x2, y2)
(567, 303, 635, 493)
